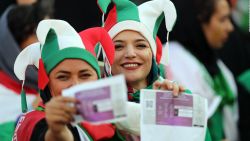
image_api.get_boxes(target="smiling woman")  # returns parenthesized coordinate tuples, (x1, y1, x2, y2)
(48, 59, 98, 97)
(12, 19, 115, 141)
(112, 30, 153, 90)
(92, 0, 190, 140)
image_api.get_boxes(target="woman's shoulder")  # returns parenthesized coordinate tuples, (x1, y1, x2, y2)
(12, 110, 45, 141)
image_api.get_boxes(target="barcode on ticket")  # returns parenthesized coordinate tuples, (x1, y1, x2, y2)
(145, 99, 154, 110)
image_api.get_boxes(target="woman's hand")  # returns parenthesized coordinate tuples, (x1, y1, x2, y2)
(153, 79, 185, 97)
(45, 96, 77, 141)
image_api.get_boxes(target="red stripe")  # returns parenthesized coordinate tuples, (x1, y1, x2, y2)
(104, 5, 117, 31)
(0, 71, 37, 94)
(156, 36, 162, 64)
(13, 110, 45, 141)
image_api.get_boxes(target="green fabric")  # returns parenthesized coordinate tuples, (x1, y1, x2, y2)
(131, 84, 153, 102)
(207, 70, 235, 141)
(158, 63, 166, 78)
(41, 29, 59, 63)
(153, 12, 164, 40)
(97, 0, 111, 13)
(21, 89, 28, 113)
(113, 0, 140, 23)
(78, 123, 94, 141)
(41, 29, 101, 78)
(44, 47, 101, 78)
(238, 69, 250, 93)
(36, 106, 45, 111)
(213, 71, 235, 105)
(208, 108, 224, 141)
(184, 89, 192, 94)
(0, 121, 15, 141)
(205, 127, 212, 141)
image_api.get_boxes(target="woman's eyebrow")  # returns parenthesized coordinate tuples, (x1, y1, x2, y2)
(135, 39, 146, 42)
(56, 70, 70, 74)
(79, 69, 91, 73)
(114, 40, 123, 43)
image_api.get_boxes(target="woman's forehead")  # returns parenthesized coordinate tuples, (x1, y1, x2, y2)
(51, 59, 94, 73)
(113, 30, 148, 42)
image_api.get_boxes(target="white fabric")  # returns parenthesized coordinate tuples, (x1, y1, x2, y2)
(37, 20, 85, 50)
(115, 102, 141, 136)
(108, 20, 157, 58)
(138, 0, 177, 32)
(166, 41, 239, 141)
(75, 124, 91, 141)
(14, 43, 40, 81)
(0, 84, 36, 124)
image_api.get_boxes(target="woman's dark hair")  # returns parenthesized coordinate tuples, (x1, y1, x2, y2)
(7, 0, 54, 45)
(195, 0, 232, 24)
(170, 0, 232, 77)
(40, 86, 52, 104)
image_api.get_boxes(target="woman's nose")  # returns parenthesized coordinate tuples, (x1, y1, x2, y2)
(227, 20, 234, 33)
(71, 77, 80, 86)
(125, 45, 136, 58)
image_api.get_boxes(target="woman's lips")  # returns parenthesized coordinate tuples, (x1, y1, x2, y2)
(121, 63, 141, 70)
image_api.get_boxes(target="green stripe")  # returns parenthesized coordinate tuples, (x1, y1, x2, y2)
(113, 0, 140, 23)
(97, 0, 111, 13)
(205, 128, 212, 141)
(77, 123, 94, 141)
(21, 89, 28, 113)
(36, 106, 45, 111)
(153, 12, 164, 40)
(238, 69, 250, 93)
(44, 47, 101, 78)
(0, 121, 15, 141)
(208, 108, 224, 140)
(41, 29, 59, 62)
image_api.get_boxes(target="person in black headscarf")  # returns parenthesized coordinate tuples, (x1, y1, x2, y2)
(0, 1, 53, 140)
(217, 1, 250, 140)
(166, 0, 238, 140)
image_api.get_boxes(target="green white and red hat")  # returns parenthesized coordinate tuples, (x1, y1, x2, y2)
(14, 19, 115, 112)
(97, 0, 177, 65)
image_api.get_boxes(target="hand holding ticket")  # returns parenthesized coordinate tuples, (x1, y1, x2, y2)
(62, 75, 128, 124)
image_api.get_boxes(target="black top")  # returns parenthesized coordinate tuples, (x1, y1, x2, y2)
(30, 119, 81, 141)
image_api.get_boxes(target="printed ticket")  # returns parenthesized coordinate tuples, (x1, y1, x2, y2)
(62, 75, 127, 124)
(141, 89, 208, 141)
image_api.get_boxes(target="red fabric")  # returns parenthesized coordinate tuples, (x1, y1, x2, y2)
(0, 71, 37, 94)
(79, 34, 96, 56)
(12, 110, 45, 141)
(79, 27, 115, 65)
(38, 59, 49, 90)
(127, 86, 134, 101)
(104, 6, 117, 32)
(156, 36, 163, 64)
(81, 122, 116, 141)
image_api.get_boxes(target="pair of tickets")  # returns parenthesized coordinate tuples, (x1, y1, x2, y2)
(63, 75, 208, 141)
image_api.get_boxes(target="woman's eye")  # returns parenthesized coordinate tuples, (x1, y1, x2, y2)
(136, 44, 147, 49)
(80, 73, 92, 79)
(115, 44, 124, 51)
(56, 75, 68, 81)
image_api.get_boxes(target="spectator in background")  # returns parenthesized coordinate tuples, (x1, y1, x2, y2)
(167, 0, 238, 140)
(0, 0, 37, 16)
(217, 0, 250, 140)
(0, 1, 53, 140)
